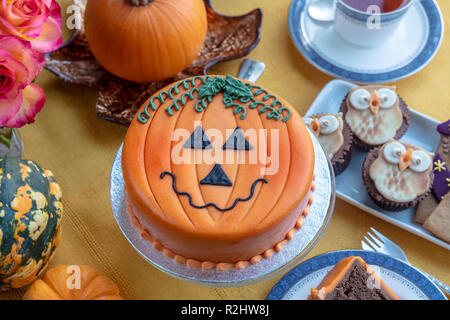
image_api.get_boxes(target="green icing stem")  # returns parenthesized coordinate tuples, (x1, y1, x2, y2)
(137, 76, 291, 124)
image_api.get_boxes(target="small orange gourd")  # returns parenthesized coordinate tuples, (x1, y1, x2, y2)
(84, 0, 207, 83)
(23, 265, 122, 300)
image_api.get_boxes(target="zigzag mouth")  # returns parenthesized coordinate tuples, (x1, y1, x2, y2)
(160, 171, 268, 213)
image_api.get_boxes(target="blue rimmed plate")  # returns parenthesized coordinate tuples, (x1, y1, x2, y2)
(267, 250, 447, 300)
(288, 0, 444, 83)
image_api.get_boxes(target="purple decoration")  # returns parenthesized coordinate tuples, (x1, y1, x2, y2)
(437, 119, 450, 136)
(432, 153, 450, 202)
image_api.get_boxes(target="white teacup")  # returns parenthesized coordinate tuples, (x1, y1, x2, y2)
(334, 0, 416, 47)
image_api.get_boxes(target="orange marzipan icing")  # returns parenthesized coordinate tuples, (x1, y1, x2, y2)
(126, 180, 315, 271)
(309, 256, 400, 300)
(122, 76, 316, 269)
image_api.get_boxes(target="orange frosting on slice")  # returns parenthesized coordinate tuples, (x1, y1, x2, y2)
(122, 76, 315, 267)
(309, 256, 399, 300)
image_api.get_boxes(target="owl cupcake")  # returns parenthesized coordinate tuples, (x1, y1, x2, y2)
(340, 85, 410, 150)
(303, 113, 353, 176)
(362, 140, 434, 211)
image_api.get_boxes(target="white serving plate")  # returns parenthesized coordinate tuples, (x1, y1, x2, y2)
(305, 79, 449, 250)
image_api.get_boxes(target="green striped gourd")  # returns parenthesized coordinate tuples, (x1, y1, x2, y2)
(0, 157, 62, 290)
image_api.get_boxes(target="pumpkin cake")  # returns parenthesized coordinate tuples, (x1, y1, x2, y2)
(308, 256, 399, 300)
(122, 75, 315, 270)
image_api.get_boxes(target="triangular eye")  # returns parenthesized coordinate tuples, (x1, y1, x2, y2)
(222, 127, 253, 150)
(184, 126, 213, 149)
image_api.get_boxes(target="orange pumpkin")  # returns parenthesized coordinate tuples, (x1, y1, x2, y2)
(23, 265, 122, 300)
(84, 0, 207, 83)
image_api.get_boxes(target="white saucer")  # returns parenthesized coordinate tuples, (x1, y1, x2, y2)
(289, 0, 444, 83)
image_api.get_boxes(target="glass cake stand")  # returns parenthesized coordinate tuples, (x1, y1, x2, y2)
(110, 130, 335, 287)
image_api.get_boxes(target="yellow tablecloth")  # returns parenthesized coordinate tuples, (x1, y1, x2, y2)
(1, 0, 449, 300)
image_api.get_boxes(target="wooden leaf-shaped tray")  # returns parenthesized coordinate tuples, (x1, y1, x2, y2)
(46, 0, 263, 126)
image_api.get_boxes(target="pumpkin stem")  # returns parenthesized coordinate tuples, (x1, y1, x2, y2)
(129, 0, 154, 6)
(0, 127, 12, 149)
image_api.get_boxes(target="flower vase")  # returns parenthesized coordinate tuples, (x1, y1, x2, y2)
(0, 128, 24, 159)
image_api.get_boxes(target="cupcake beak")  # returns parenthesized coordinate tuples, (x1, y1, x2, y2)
(369, 90, 381, 115)
(398, 149, 413, 171)
(310, 118, 321, 136)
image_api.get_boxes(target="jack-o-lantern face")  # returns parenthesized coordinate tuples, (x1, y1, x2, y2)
(122, 76, 315, 264)
(160, 125, 267, 212)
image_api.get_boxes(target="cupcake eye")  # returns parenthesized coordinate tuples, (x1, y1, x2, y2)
(318, 115, 339, 134)
(409, 150, 432, 172)
(377, 88, 397, 109)
(383, 141, 406, 164)
(350, 89, 371, 110)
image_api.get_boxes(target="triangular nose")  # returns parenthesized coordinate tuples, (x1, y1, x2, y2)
(200, 164, 232, 187)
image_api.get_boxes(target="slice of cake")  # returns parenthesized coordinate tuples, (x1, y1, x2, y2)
(308, 256, 399, 300)
(122, 75, 315, 271)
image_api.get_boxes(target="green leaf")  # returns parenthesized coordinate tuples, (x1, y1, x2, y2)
(224, 76, 253, 99)
(198, 77, 226, 98)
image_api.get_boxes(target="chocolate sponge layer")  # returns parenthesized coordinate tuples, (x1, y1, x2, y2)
(324, 259, 396, 300)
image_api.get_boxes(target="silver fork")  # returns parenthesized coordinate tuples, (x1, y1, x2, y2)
(362, 227, 450, 295)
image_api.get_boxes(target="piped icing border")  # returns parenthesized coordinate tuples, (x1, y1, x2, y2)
(136, 76, 292, 124)
(126, 179, 315, 272)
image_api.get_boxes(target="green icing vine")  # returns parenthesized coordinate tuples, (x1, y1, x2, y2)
(137, 76, 291, 124)
(245, 84, 292, 122)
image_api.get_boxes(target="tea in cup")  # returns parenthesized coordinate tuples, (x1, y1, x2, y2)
(334, 0, 415, 47)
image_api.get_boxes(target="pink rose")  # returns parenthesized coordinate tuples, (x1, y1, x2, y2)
(0, 0, 62, 53)
(0, 36, 45, 128)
